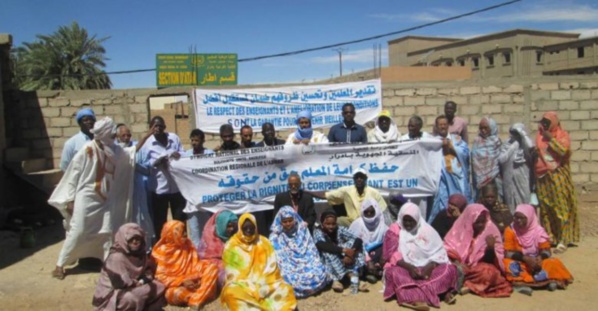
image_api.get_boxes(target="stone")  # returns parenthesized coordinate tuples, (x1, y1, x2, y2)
(459, 86, 480, 95)
(404, 97, 425, 106)
(570, 111, 590, 120)
(558, 100, 579, 110)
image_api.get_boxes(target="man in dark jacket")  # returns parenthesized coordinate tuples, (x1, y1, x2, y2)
(269, 172, 317, 233)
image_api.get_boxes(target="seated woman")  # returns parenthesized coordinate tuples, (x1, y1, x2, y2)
(431, 194, 468, 239)
(503, 204, 573, 293)
(221, 213, 297, 310)
(313, 209, 368, 293)
(349, 198, 389, 283)
(444, 204, 512, 298)
(93, 223, 165, 311)
(151, 221, 219, 310)
(383, 203, 458, 311)
(479, 183, 513, 235)
(197, 210, 238, 287)
(269, 206, 328, 298)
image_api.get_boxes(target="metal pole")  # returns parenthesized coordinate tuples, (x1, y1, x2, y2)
(332, 48, 346, 76)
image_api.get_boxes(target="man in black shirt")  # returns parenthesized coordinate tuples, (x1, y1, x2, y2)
(215, 124, 241, 152)
(256, 122, 285, 147)
(269, 172, 317, 233)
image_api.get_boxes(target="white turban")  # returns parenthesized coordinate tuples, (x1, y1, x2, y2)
(92, 117, 116, 147)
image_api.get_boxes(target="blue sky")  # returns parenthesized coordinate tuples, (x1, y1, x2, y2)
(1, 0, 597, 89)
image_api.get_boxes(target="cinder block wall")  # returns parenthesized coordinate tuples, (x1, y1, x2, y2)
(9, 77, 598, 187)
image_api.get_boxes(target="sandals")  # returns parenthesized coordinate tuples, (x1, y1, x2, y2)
(444, 291, 457, 304)
(358, 282, 370, 292)
(554, 243, 567, 254)
(331, 281, 344, 293)
(51, 267, 65, 280)
(459, 286, 471, 295)
(400, 302, 430, 311)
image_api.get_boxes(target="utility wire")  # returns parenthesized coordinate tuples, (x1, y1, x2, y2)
(16, 0, 521, 78)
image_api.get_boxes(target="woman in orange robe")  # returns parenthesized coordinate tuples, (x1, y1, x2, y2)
(151, 220, 219, 310)
(503, 204, 573, 293)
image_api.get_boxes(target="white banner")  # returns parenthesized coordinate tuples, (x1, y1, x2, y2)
(169, 139, 443, 214)
(193, 79, 382, 133)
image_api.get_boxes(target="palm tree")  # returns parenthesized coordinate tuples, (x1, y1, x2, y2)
(12, 22, 111, 90)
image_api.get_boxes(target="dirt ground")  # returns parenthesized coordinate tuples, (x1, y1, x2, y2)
(1, 192, 598, 311)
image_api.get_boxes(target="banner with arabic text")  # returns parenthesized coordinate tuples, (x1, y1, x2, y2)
(193, 79, 382, 133)
(169, 139, 442, 214)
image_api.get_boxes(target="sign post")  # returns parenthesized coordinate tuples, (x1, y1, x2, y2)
(156, 53, 238, 88)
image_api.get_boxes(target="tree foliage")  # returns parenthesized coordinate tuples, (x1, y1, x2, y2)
(12, 22, 111, 90)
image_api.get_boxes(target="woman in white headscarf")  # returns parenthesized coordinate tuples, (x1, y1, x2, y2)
(349, 198, 389, 283)
(50, 117, 154, 279)
(286, 110, 329, 145)
(367, 109, 400, 143)
(383, 203, 458, 310)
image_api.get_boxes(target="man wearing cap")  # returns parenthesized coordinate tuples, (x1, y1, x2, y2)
(310, 168, 387, 227)
(328, 103, 368, 144)
(367, 110, 401, 143)
(60, 107, 96, 171)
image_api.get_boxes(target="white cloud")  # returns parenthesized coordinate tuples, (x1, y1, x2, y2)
(309, 48, 388, 64)
(369, 8, 458, 22)
(562, 28, 598, 38)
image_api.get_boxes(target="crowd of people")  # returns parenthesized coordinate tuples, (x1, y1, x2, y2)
(47, 101, 578, 311)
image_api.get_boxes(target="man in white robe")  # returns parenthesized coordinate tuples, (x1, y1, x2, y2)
(49, 117, 152, 279)
(367, 109, 401, 143)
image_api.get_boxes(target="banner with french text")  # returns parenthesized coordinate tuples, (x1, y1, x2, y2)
(169, 139, 442, 214)
(193, 79, 382, 133)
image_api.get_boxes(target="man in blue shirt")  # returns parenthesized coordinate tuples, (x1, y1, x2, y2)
(327, 103, 368, 144)
(60, 107, 96, 171)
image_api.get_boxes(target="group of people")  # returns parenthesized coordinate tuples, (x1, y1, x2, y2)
(48, 101, 578, 311)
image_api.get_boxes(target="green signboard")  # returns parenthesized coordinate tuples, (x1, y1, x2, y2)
(156, 53, 238, 88)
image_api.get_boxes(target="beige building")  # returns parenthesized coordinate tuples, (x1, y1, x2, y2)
(388, 29, 598, 79)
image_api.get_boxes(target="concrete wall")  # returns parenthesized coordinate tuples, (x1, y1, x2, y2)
(9, 76, 598, 187)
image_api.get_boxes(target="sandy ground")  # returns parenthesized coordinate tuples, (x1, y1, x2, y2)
(1, 192, 598, 311)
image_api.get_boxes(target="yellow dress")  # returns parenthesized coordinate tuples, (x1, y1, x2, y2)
(221, 213, 297, 311)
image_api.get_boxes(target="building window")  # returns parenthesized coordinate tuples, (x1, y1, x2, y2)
(487, 55, 494, 66)
(503, 52, 511, 64)
(473, 57, 479, 68)
(578, 47, 585, 58)
(536, 51, 543, 63)
(459, 59, 465, 66)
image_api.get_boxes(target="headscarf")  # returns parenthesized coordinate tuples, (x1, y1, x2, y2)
(512, 204, 550, 256)
(319, 208, 338, 242)
(472, 117, 502, 189)
(371, 110, 400, 142)
(76, 107, 96, 123)
(443, 204, 505, 270)
(233, 213, 260, 251)
(91, 117, 117, 162)
(398, 203, 449, 267)
(447, 194, 468, 216)
(507, 123, 534, 164)
(535, 111, 571, 176)
(112, 223, 146, 256)
(387, 192, 407, 218)
(199, 211, 238, 260)
(349, 198, 389, 246)
(151, 220, 202, 287)
(294, 110, 313, 140)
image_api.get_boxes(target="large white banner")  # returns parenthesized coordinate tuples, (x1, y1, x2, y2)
(169, 139, 443, 214)
(193, 79, 382, 133)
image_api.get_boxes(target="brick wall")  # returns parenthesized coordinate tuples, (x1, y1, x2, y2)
(9, 77, 598, 187)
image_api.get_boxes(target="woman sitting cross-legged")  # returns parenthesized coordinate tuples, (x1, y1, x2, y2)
(269, 206, 329, 298)
(383, 203, 458, 311)
(151, 220, 219, 310)
(92, 223, 166, 311)
(221, 213, 297, 311)
(503, 204, 573, 294)
(444, 204, 512, 298)
(349, 198, 389, 283)
(197, 210, 238, 287)
(313, 208, 368, 293)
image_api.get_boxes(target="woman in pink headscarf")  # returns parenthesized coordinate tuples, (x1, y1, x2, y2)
(383, 203, 458, 310)
(503, 204, 573, 293)
(444, 204, 512, 298)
